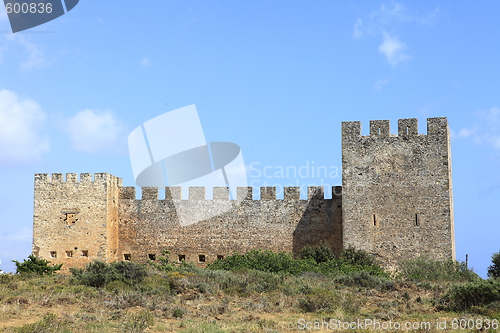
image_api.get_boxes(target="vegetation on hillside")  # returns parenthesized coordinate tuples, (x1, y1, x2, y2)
(0, 246, 498, 332)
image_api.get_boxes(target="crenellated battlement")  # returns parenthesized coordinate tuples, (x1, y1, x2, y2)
(342, 117, 449, 138)
(35, 173, 123, 187)
(119, 186, 343, 200)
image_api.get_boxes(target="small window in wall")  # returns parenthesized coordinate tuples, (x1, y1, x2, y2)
(415, 214, 420, 226)
(66, 251, 73, 258)
(378, 127, 381, 135)
(148, 254, 156, 261)
(81, 250, 88, 257)
(124, 254, 131, 261)
(406, 126, 410, 135)
(178, 255, 185, 261)
(50, 251, 57, 258)
(199, 255, 206, 263)
(373, 214, 378, 227)
(217, 255, 224, 260)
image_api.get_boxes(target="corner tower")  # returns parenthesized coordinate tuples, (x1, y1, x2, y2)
(342, 118, 455, 268)
(32, 173, 121, 270)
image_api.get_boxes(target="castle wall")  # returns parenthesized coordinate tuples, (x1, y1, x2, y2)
(32, 173, 121, 270)
(341, 118, 455, 269)
(117, 186, 342, 265)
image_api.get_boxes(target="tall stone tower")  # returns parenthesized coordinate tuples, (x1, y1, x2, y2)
(341, 117, 455, 269)
(32, 173, 122, 270)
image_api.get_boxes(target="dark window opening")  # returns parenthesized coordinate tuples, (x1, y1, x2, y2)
(81, 250, 88, 257)
(373, 214, 378, 226)
(199, 255, 206, 263)
(66, 251, 73, 258)
(50, 251, 57, 258)
(148, 254, 156, 261)
(178, 255, 185, 261)
(124, 254, 131, 261)
(415, 214, 420, 226)
(217, 255, 224, 260)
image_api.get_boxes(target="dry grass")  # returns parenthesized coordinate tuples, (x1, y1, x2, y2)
(0, 268, 498, 332)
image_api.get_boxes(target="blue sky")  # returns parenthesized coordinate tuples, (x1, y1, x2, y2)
(0, 1, 499, 277)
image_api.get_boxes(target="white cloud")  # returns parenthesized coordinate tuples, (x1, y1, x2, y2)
(456, 107, 500, 149)
(141, 58, 152, 67)
(354, 3, 439, 67)
(374, 78, 389, 90)
(378, 31, 410, 66)
(0, 34, 53, 70)
(66, 109, 127, 154)
(353, 18, 363, 39)
(0, 89, 49, 165)
(0, 227, 32, 242)
(457, 128, 475, 138)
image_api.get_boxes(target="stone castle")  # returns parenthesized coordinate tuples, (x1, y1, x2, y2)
(32, 117, 455, 270)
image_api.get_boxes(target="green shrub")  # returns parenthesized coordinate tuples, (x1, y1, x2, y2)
(122, 309, 153, 332)
(338, 245, 376, 267)
(173, 308, 185, 318)
(12, 254, 62, 276)
(334, 271, 389, 289)
(301, 243, 336, 263)
(399, 256, 479, 282)
(13, 313, 70, 333)
(487, 251, 500, 279)
(443, 279, 500, 311)
(208, 247, 387, 278)
(298, 289, 338, 313)
(70, 260, 147, 288)
(207, 249, 317, 275)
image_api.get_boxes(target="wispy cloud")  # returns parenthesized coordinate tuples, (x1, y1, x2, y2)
(417, 96, 449, 116)
(0, 89, 50, 166)
(65, 109, 128, 154)
(353, 18, 364, 39)
(0, 227, 32, 242)
(378, 31, 410, 66)
(0, 34, 55, 70)
(374, 78, 389, 91)
(141, 58, 152, 67)
(455, 107, 500, 149)
(353, 2, 439, 67)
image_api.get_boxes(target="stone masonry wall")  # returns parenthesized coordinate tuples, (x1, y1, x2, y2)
(117, 186, 343, 266)
(32, 173, 121, 271)
(341, 117, 455, 270)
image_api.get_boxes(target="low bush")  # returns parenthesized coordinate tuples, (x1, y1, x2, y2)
(301, 243, 336, 263)
(334, 271, 389, 289)
(122, 309, 153, 332)
(443, 279, 500, 311)
(399, 255, 479, 282)
(208, 246, 387, 277)
(70, 260, 147, 288)
(12, 254, 62, 276)
(207, 249, 317, 275)
(12, 313, 70, 333)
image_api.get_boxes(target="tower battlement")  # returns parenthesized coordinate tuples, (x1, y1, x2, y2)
(35, 173, 122, 187)
(118, 186, 343, 200)
(342, 117, 449, 138)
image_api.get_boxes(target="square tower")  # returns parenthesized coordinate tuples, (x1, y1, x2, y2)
(341, 118, 455, 269)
